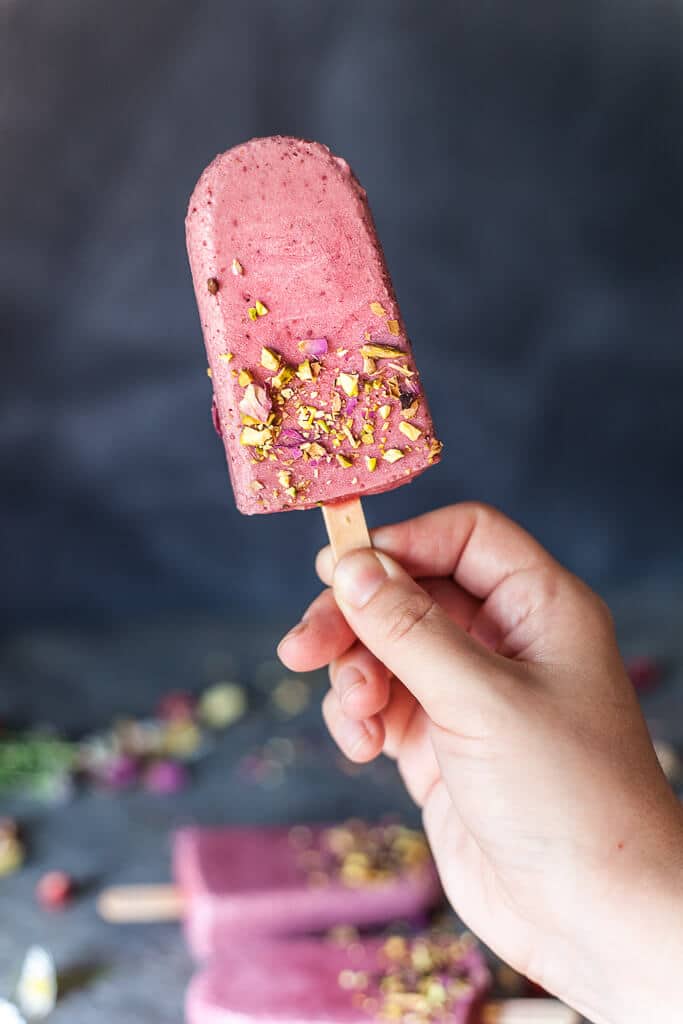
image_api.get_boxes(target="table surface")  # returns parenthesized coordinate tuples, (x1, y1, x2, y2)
(1, 594, 682, 1022)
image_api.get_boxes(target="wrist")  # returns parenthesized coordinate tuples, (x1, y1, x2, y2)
(570, 799, 683, 1024)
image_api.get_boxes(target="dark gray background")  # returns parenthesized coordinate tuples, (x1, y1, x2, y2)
(2, 0, 683, 626)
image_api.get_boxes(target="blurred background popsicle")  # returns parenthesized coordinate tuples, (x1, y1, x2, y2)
(185, 932, 490, 1024)
(98, 822, 442, 959)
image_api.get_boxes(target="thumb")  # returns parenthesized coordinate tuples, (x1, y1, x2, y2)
(332, 548, 508, 730)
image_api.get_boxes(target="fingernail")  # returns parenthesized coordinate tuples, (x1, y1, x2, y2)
(334, 550, 388, 609)
(336, 666, 366, 706)
(277, 620, 307, 651)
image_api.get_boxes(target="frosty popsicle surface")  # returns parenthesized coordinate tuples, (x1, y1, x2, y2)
(186, 136, 442, 515)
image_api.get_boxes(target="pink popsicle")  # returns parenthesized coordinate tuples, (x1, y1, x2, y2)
(186, 136, 442, 515)
(186, 933, 490, 1024)
(175, 822, 442, 959)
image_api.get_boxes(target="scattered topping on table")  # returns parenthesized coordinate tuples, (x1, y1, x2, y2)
(271, 677, 311, 717)
(0, 819, 24, 877)
(626, 655, 662, 691)
(36, 871, 74, 911)
(198, 683, 247, 729)
(144, 759, 189, 794)
(16, 947, 57, 1020)
(206, 277, 219, 294)
(0, 998, 26, 1024)
(157, 691, 197, 722)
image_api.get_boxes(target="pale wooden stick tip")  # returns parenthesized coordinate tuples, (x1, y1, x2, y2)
(97, 884, 184, 923)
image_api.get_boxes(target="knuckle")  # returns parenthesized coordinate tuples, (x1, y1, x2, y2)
(386, 592, 438, 645)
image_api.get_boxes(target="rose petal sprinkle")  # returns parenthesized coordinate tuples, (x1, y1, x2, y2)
(298, 337, 328, 359)
(239, 384, 272, 423)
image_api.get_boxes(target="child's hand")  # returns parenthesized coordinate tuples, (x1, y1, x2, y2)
(279, 503, 683, 1024)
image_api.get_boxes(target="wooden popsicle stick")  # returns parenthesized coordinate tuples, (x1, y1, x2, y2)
(322, 498, 372, 563)
(97, 884, 184, 923)
(481, 1001, 580, 1024)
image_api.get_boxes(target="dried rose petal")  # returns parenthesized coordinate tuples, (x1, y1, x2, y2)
(211, 398, 222, 436)
(239, 384, 272, 423)
(345, 397, 359, 416)
(278, 428, 306, 447)
(402, 378, 420, 396)
(144, 759, 189, 794)
(298, 337, 328, 359)
(275, 445, 304, 461)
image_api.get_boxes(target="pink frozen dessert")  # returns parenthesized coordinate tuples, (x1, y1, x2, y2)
(186, 135, 442, 515)
(175, 821, 442, 959)
(186, 931, 490, 1024)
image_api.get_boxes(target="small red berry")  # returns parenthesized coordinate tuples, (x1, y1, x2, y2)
(36, 871, 73, 910)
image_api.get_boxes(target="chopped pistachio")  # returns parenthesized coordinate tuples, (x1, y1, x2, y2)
(360, 426, 375, 445)
(370, 301, 386, 317)
(342, 424, 360, 449)
(277, 470, 292, 488)
(254, 299, 269, 317)
(206, 367, 212, 378)
(250, 480, 264, 492)
(231, 258, 244, 276)
(365, 456, 377, 472)
(401, 399, 420, 420)
(336, 453, 353, 468)
(360, 343, 405, 359)
(387, 319, 400, 335)
(240, 426, 272, 447)
(331, 392, 343, 414)
(285, 486, 297, 498)
(241, 414, 259, 426)
(272, 365, 294, 389)
(388, 361, 414, 377)
(378, 404, 391, 420)
(383, 448, 404, 463)
(296, 360, 314, 381)
(238, 369, 253, 386)
(305, 442, 326, 459)
(337, 372, 359, 398)
(261, 347, 280, 371)
(336, 348, 348, 356)
(362, 355, 377, 375)
(399, 421, 422, 441)
(280, 387, 294, 399)
(248, 306, 258, 321)
(219, 351, 234, 363)
(428, 438, 444, 462)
